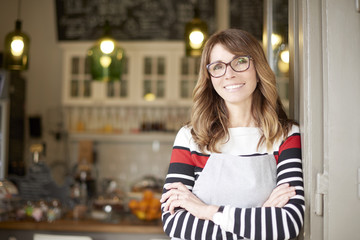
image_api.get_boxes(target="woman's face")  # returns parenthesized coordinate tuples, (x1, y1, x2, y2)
(209, 43, 258, 109)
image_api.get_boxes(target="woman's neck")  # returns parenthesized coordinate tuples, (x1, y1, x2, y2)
(227, 103, 256, 128)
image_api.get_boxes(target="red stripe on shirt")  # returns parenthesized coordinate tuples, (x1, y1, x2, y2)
(192, 154, 209, 168)
(170, 147, 209, 168)
(274, 134, 301, 164)
(274, 152, 279, 164)
(170, 148, 195, 166)
(279, 134, 301, 155)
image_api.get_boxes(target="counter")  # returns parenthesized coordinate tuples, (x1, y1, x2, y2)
(0, 216, 168, 240)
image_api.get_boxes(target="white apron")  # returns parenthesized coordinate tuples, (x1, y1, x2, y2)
(172, 153, 277, 240)
(192, 153, 277, 208)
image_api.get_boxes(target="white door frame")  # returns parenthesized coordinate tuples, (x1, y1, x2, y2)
(290, 0, 326, 239)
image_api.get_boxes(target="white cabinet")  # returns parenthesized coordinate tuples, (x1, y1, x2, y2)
(60, 42, 199, 135)
(60, 41, 199, 107)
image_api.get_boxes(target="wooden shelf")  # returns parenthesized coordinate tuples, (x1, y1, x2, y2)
(68, 132, 177, 143)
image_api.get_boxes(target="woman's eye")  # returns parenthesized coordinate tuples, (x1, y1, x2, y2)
(213, 63, 224, 71)
(236, 57, 248, 65)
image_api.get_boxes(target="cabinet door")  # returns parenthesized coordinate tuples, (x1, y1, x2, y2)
(62, 45, 131, 105)
(179, 56, 201, 101)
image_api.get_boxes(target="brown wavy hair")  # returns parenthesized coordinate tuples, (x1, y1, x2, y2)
(189, 29, 294, 153)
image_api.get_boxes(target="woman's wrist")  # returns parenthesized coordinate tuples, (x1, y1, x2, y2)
(205, 205, 220, 221)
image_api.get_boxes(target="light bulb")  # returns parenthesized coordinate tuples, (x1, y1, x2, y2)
(100, 40, 115, 54)
(189, 30, 204, 49)
(144, 93, 156, 101)
(100, 56, 112, 68)
(271, 34, 282, 48)
(10, 36, 25, 56)
(280, 50, 290, 64)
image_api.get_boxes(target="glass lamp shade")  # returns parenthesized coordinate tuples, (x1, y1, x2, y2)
(87, 37, 125, 82)
(185, 12, 208, 57)
(4, 20, 30, 71)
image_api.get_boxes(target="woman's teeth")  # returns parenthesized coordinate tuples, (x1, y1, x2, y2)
(225, 84, 245, 89)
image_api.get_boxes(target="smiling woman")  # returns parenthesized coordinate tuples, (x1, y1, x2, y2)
(160, 29, 304, 240)
(208, 44, 258, 115)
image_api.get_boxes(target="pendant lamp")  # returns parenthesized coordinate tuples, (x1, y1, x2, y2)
(87, 21, 125, 82)
(185, 5, 208, 57)
(4, 0, 30, 71)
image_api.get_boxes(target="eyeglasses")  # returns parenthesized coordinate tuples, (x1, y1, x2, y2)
(206, 55, 252, 78)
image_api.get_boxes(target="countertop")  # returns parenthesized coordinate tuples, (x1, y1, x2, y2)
(0, 216, 164, 234)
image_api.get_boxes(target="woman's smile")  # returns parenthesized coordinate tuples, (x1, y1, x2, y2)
(224, 83, 246, 91)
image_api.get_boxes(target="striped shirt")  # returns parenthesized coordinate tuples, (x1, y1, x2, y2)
(161, 125, 304, 240)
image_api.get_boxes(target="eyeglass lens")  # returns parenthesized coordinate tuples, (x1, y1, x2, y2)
(207, 56, 250, 78)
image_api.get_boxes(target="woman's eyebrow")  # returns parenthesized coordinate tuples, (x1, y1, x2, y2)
(209, 55, 239, 64)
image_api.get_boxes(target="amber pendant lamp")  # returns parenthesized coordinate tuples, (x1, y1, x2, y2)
(184, 4, 208, 57)
(4, 0, 30, 71)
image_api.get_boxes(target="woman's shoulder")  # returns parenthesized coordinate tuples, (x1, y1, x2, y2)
(173, 126, 207, 154)
(270, 123, 300, 153)
(176, 125, 193, 138)
(173, 126, 193, 146)
(287, 123, 300, 137)
(276, 123, 301, 154)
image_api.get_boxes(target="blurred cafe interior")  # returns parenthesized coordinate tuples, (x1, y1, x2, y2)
(0, 0, 359, 239)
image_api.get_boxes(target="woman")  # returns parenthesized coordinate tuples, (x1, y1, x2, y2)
(160, 29, 304, 240)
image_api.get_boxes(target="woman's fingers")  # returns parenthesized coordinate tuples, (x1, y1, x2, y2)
(165, 182, 188, 191)
(160, 182, 189, 203)
(160, 189, 174, 203)
(271, 184, 295, 199)
(161, 182, 206, 216)
(162, 193, 178, 212)
(168, 198, 181, 214)
(272, 190, 296, 207)
(270, 183, 291, 196)
(160, 182, 191, 214)
(263, 183, 296, 207)
(161, 190, 188, 214)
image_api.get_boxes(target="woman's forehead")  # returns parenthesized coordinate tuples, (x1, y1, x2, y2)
(209, 44, 247, 62)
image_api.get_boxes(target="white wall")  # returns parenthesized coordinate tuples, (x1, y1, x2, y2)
(0, 0, 65, 181)
(324, 0, 360, 238)
(0, 0, 69, 184)
(0, 0, 62, 115)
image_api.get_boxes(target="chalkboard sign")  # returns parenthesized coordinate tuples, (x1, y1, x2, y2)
(55, 0, 216, 41)
(230, 0, 263, 40)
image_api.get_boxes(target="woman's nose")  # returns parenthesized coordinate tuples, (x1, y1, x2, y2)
(224, 65, 235, 79)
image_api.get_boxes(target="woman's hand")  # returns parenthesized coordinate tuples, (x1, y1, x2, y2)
(262, 183, 296, 207)
(160, 182, 219, 220)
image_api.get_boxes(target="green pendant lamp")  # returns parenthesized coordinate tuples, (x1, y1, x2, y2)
(185, 5, 208, 57)
(87, 21, 125, 82)
(4, 0, 30, 71)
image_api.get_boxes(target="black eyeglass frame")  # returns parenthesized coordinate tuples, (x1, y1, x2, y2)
(206, 55, 253, 78)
